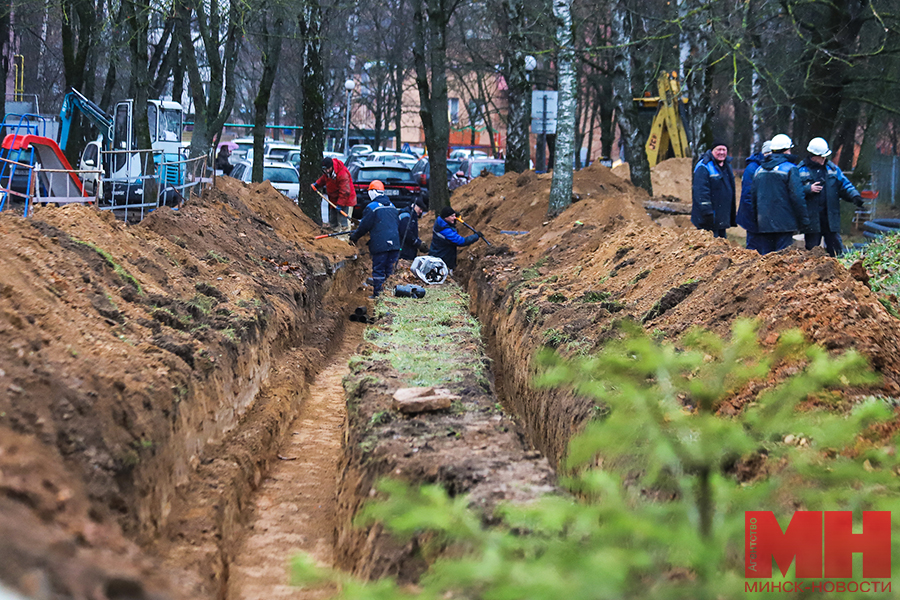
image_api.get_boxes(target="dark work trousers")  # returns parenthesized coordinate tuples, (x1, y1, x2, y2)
(804, 210, 844, 256)
(712, 229, 727, 239)
(804, 232, 844, 257)
(754, 232, 795, 256)
(371, 250, 401, 296)
(745, 232, 762, 253)
(329, 205, 350, 230)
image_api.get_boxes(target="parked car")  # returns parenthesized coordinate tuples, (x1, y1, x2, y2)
(346, 144, 373, 161)
(449, 149, 488, 160)
(457, 157, 506, 183)
(264, 143, 302, 162)
(347, 161, 422, 213)
(229, 160, 300, 200)
(367, 151, 418, 169)
(283, 150, 342, 170)
(409, 156, 464, 206)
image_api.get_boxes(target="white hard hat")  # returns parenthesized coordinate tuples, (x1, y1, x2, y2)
(806, 137, 832, 157)
(761, 140, 772, 154)
(770, 134, 793, 152)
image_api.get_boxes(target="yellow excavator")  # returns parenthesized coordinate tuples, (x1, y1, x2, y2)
(634, 72, 691, 168)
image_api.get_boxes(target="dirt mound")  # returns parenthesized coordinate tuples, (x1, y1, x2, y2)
(450, 162, 650, 267)
(451, 165, 900, 464)
(611, 157, 742, 203)
(0, 181, 361, 598)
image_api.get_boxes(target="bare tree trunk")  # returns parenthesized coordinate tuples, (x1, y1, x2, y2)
(611, 0, 651, 194)
(297, 1, 325, 222)
(252, 11, 285, 183)
(682, 0, 711, 156)
(60, 0, 100, 163)
(0, 0, 11, 123)
(502, 0, 530, 173)
(834, 103, 860, 171)
(393, 59, 404, 151)
(123, 0, 156, 206)
(412, 0, 453, 213)
(852, 107, 882, 187)
(586, 99, 598, 165)
(177, 0, 244, 158)
(548, 0, 576, 216)
(599, 80, 614, 159)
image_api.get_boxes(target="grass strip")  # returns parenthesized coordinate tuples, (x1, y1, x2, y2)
(363, 283, 484, 387)
(75, 240, 143, 294)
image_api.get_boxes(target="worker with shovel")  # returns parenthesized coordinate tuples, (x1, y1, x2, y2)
(314, 157, 356, 230)
(349, 181, 400, 298)
(428, 206, 481, 272)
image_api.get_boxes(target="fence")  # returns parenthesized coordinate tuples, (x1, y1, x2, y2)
(872, 153, 899, 209)
(0, 150, 210, 222)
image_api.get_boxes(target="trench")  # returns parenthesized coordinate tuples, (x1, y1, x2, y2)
(196, 277, 563, 594)
(225, 325, 363, 600)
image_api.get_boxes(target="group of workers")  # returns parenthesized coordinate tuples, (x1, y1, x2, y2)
(315, 157, 480, 298)
(691, 135, 864, 257)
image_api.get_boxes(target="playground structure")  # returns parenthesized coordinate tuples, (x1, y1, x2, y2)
(0, 96, 210, 220)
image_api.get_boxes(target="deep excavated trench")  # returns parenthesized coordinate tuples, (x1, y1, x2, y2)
(6, 164, 900, 600)
(226, 325, 363, 600)
(214, 279, 562, 596)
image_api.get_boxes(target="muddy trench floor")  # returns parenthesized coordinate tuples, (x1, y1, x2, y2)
(226, 324, 364, 600)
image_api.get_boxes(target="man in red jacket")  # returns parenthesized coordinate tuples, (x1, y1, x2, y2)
(315, 157, 356, 230)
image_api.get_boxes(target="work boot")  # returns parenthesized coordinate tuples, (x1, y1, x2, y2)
(365, 277, 374, 287)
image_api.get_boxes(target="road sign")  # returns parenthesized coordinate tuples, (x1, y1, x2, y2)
(531, 90, 558, 135)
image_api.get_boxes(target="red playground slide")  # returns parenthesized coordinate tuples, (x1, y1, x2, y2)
(2, 134, 86, 199)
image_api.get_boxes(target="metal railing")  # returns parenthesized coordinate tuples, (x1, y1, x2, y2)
(0, 147, 212, 221)
(0, 154, 35, 214)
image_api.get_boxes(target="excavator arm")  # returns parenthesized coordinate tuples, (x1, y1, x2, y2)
(58, 89, 113, 152)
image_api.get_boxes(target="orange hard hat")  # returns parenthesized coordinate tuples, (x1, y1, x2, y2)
(368, 180, 385, 191)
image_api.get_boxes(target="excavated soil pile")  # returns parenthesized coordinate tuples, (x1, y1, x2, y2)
(449, 163, 900, 465)
(611, 156, 743, 211)
(0, 178, 362, 599)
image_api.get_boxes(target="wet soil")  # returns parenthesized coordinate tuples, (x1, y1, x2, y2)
(335, 284, 557, 582)
(5, 150, 900, 598)
(226, 325, 364, 600)
(448, 162, 900, 467)
(0, 178, 363, 599)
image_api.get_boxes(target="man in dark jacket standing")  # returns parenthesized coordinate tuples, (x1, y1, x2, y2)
(799, 137, 864, 257)
(691, 141, 735, 238)
(315, 157, 356, 230)
(429, 206, 479, 271)
(736, 140, 771, 252)
(349, 181, 400, 297)
(398, 199, 427, 261)
(749, 134, 809, 255)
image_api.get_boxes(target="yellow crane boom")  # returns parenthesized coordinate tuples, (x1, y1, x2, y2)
(634, 72, 691, 168)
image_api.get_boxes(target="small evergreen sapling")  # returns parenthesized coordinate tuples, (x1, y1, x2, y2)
(293, 319, 900, 599)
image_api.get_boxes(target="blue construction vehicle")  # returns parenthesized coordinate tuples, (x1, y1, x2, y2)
(58, 89, 185, 205)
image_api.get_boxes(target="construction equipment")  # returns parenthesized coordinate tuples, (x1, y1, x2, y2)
(59, 88, 185, 204)
(635, 72, 691, 168)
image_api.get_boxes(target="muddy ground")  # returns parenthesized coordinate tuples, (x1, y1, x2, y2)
(450, 163, 900, 466)
(1, 153, 899, 599)
(0, 179, 362, 599)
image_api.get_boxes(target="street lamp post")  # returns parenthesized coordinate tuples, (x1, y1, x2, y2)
(343, 79, 355, 157)
(525, 57, 536, 171)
